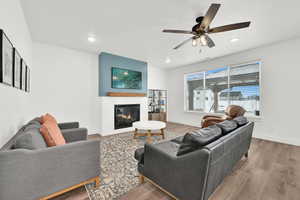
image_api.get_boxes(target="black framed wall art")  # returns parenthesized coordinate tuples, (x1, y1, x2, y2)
(13, 48, 21, 89)
(0, 29, 14, 86)
(26, 66, 30, 92)
(21, 60, 26, 91)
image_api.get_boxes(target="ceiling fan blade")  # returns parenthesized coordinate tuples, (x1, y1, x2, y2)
(163, 29, 194, 34)
(208, 21, 251, 33)
(173, 37, 195, 50)
(204, 34, 215, 48)
(200, 3, 221, 30)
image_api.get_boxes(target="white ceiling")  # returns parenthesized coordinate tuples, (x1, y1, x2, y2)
(21, 0, 300, 68)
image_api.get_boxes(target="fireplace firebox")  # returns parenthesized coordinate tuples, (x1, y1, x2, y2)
(114, 104, 140, 129)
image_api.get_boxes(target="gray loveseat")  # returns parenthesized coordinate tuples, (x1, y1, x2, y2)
(135, 118, 254, 200)
(0, 118, 100, 200)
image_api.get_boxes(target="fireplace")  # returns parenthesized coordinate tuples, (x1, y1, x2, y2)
(114, 104, 140, 129)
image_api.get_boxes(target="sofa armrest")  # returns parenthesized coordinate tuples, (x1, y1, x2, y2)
(61, 128, 88, 143)
(143, 143, 210, 200)
(201, 117, 225, 128)
(0, 140, 100, 200)
(58, 122, 79, 130)
(202, 114, 222, 120)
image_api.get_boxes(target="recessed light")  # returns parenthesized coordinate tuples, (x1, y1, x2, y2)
(230, 38, 239, 43)
(165, 57, 171, 64)
(88, 35, 96, 43)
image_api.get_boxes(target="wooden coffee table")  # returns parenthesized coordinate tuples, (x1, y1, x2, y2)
(133, 121, 166, 143)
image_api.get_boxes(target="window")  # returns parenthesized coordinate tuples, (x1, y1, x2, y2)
(184, 62, 260, 116)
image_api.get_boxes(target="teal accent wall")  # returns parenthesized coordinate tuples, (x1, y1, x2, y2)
(99, 52, 148, 96)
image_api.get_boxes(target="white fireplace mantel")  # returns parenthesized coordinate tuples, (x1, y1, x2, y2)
(98, 97, 148, 136)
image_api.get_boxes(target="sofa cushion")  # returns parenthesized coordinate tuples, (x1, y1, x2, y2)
(134, 148, 145, 164)
(14, 129, 47, 150)
(40, 120, 66, 147)
(216, 120, 238, 135)
(233, 116, 248, 126)
(177, 143, 196, 156)
(24, 118, 42, 130)
(177, 125, 222, 156)
(171, 136, 184, 144)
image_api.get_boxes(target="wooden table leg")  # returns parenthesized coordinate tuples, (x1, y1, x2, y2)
(95, 176, 100, 188)
(161, 128, 165, 139)
(139, 174, 145, 184)
(134, 128, 138, 139)
(147, 130, 152, 143)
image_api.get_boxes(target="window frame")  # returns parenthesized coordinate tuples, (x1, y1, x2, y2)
(183, 60, 262, 118)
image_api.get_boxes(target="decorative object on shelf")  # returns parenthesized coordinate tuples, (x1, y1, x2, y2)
(111, 67, 142, 89)
(148, 89, 167, 122)
(0, 30, 14, 86)
(13, 48, 21, 88)
(21, 60, 26, 91)
(26, 66, 30, 92)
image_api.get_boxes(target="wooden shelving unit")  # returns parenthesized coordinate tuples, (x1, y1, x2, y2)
(148, 89, 167, 122)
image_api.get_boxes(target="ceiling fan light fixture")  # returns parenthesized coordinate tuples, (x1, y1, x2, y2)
(200, 35, 207, 46)
(192, 39, 197, 47)
(162, 3, 250, 50)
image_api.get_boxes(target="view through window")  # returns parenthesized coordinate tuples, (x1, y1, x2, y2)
(184, 62, 260, 116)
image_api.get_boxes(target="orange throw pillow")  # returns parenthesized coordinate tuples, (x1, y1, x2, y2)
(40, 113, 58, 124)
(40, 120, 66, 147)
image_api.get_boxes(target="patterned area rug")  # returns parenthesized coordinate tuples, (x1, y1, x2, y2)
(85, 130, 185, 200)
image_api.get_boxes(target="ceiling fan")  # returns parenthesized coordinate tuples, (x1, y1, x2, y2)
(162, 3, 251, 50)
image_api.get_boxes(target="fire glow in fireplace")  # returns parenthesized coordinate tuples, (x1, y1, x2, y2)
(114, 104, 140, 129)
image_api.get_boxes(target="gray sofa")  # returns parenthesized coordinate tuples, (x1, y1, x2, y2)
(135, 119, 254, 200)
(0, 118, 100, 200)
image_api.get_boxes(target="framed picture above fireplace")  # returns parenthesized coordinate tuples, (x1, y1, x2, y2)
(111, 67, 142, 89)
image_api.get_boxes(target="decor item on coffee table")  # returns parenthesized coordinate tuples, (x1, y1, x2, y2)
(133, 121, 166, 143)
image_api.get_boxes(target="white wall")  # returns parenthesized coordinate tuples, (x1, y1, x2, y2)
(167, 38, 300, 146)
(31, 43, 100, 134)
(148, 64, 167, 90)
(0, 0, 33, 147)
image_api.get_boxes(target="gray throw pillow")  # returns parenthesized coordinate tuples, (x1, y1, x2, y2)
(14, 129, 47, 150)
(233, 116, 248, 126)
(24, 118, 41, 130)
(177, 125, 222, 156)
(216, 120, 238, 135)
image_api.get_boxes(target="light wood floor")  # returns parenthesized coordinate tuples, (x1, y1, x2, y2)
(120, 123, 300, 200)
(53, 122, 300, 200)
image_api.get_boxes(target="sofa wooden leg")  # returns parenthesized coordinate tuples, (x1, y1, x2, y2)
(139, 174, 145, 184)
(95, 176, 101, 188)
(245, 152, 248, 158)
(161, 128, 165, 139)
(40, 177, 100, 200)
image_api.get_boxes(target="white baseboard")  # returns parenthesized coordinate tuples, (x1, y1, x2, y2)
(99, 127, 135, 136)
(253, 134, 300, 146)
